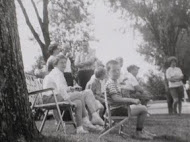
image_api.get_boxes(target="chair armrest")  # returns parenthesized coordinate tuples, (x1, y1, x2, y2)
(28, 88, 54, 95)
(34, 101, 75, 109)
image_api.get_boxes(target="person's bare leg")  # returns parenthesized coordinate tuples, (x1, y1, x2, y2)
(173, 98, 178, 114)
(130, 105, 147, 130)
(130, 105, 153, 139)
(83, 90, 104, 125)
(178, 98, 182, 115)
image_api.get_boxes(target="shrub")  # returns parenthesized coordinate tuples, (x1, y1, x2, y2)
(141, 70, 166, 100)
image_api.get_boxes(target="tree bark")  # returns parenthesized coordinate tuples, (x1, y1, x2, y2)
(0, 0, 39, 141)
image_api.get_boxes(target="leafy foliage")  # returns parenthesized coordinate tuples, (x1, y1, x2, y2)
(143, 70, 166, 100)
(108, 0, 190, 77)
(17, 0, 95, 62)
(49, 0, 95, 48)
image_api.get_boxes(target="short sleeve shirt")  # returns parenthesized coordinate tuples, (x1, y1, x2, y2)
(123, 72, 139, 91)
(46, 55, 55, 72)
(43, 67, 69, 100)
(86, 77, 102, 97)
(105, 79, 121, 100)
(166, 67, 183, 88)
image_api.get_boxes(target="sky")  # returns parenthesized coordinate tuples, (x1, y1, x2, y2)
(15, 0, 158, 77)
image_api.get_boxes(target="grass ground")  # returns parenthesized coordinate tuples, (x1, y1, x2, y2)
(35, 114, 190, 142)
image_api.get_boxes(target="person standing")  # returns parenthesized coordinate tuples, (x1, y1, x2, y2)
(164, 60, 173, 114)
(75, 41, 96, 90)
(62, 43, 74, 86)
(46, 43, 61, 72)
(166, 56, 184, 115)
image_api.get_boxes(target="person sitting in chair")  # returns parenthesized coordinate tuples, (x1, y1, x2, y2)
(120, 65, 151, 106)
(105, 60, 155, 140)
(43, 54, 104, 133)
(86, 66, 107, 118)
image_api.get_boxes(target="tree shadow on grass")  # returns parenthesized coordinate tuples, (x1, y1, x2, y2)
(154, 135, 189, 142)
(35, 136, 76, 142)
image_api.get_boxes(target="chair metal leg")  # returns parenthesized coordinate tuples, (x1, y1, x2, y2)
(56, 110, 65, 131)
(119, 125, 130, 137)
(68, 107, 76, 128)
(98, 117, 130, 139)
(39, 110, 49, 132)
(53, 92, 66, 134)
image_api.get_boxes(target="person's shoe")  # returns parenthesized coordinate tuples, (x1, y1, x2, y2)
(133, 131, 153, 140)
(143, 130, 157, 137)
(147, 112, 151, 117)
(83, 120, 97, 130)
(76, 126, 89, 134)
(91, 112, 104, 126)
(95, 125, 104, 131)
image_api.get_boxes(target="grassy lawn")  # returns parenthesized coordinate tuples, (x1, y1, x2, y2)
(36, 114, 190, 142)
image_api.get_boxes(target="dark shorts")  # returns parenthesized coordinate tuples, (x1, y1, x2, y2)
(64, 72, 74, 86)
(169, 86, 184, 100)
(111, 106, 129, 116)
(77, 69, 94, 90)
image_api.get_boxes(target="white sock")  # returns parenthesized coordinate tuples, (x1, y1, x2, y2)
(77, 126, 83, 131)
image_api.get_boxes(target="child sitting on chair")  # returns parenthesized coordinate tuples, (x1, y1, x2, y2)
(105, 60, 155, 140)
(86, 66, 107, 118)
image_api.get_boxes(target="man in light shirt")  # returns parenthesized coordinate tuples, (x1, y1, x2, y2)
(121, 65, 150, 105)
(43, 54, 104, 133)
(75, 41, 96, 90)
(62, 43, 74, 86)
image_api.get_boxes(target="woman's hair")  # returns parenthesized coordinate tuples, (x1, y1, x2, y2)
(115, 57, 123, 63)
(95, 67, 106, 78)
(106, 60, 119, 72)
(167, 56, 178, 65)
(53, 54, 67, 67)
(48, 43, 59, 55)
(127, 65, 139, 73)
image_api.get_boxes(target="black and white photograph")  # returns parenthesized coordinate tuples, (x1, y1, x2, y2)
(0, 0, 190, 142)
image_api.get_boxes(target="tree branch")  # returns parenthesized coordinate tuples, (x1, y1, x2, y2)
(17, 0, 45, 48)
(42, 0, 50, 46)
(31, 0, 43, 29)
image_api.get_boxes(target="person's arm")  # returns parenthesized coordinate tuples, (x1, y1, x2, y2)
(84, 56, 96, 66)
(74, 53, 85, 68)
(95, 95, 105, 102)
(54, 73, 70, 100)
(172, 68, 183, 81)
(107, 82, 140, 104)
(88, 81, 103, 101)
(166, 68, 174, 82)
(166, 68, 182, 82)
(111, 94, 140, 104)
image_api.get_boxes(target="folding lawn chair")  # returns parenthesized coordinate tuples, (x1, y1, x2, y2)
(99, 91, 131, 139)
(25, 73, 76, 134)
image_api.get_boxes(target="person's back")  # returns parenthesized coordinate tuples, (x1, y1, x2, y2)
(86, 77, 102, 98)
(86, 67, 106, 103)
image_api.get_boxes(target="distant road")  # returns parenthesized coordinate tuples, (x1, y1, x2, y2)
(148, 101, 190, 114)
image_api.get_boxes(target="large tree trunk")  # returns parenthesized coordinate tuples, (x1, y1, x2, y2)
(0, 0, 39, 141)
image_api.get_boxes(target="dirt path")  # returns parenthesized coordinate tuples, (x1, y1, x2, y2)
(148, 101, 190, 114)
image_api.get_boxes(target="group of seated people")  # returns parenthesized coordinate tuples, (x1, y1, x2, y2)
(39, 43, 155, 140)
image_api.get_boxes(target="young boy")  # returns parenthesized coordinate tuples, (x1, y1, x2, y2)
(86, 67, 107, 118)
(105, 60, 155, 140)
